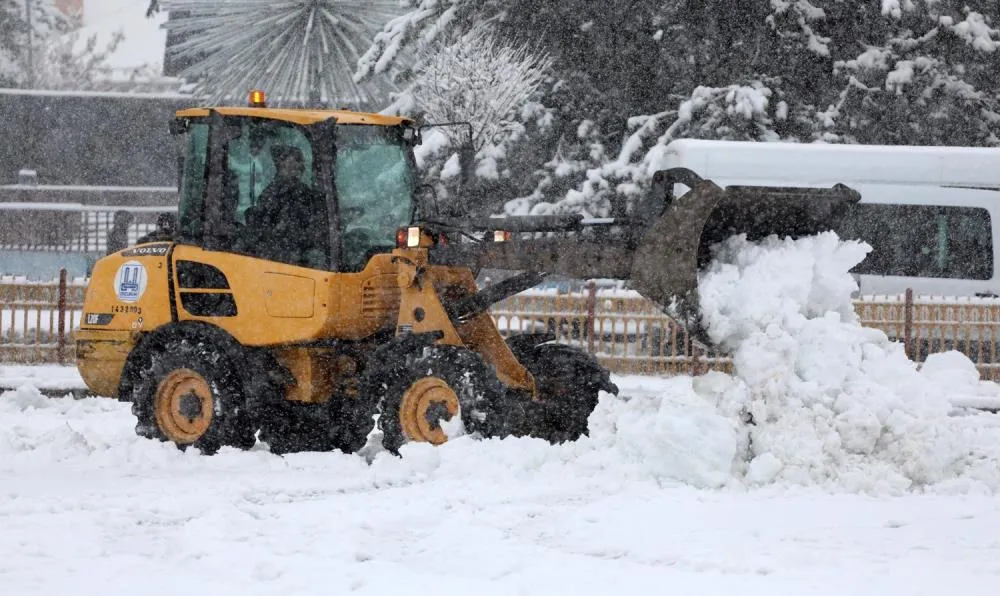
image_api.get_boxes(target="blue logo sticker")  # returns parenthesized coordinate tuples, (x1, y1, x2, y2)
(113, 260, 148, 303)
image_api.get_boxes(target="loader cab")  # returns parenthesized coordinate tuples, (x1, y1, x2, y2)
(169, 103, 420, 272)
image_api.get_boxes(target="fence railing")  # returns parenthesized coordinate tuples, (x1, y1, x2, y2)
(0, 270, 86, 364)
(490, 287, 733, 376)
(492, 285, 1000, 381)
(0, 203, 175, 253)
(4, 275, 1000, 382)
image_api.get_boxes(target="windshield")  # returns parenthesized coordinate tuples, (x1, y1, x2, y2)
(335, 125, 415, 271)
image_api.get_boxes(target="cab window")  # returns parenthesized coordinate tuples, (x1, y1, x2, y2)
(336, 125, 415, 271)
(177, 122, 209, 241)
(223, 120, 328, 268)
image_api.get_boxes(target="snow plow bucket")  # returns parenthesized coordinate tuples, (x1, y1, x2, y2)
(630, 169, 861, 346)
(423, 168, 860, 350)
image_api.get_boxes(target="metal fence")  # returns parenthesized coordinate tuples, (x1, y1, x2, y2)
(0, 203, 175, 253)
(4, 275, 1000, 382)
(493, 285, 1000, 381)
(0, 271, 86, 364)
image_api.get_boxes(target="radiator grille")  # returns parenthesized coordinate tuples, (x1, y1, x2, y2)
(361, 274, 400, 319)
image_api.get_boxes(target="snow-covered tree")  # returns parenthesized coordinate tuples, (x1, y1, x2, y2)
(818, 4, 1000, 146)
(360, 1, 1000, 217)
(356, 0, 479, 84)
(0, 0, 163, 92)
(31, 28, 171, 92)
(0, 0, 70, 86)
(31, 29, 124, 90)
(160, 0, 402, 107)
(408, 24, 551, 152)
(390, 23, 551, 216)
(511, 1, 1000, 216)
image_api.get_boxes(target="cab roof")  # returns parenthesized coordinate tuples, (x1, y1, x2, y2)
(174, 106, 414, 127)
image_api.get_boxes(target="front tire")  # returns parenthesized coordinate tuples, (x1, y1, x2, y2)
(366, 345, 504, 454)
(131, 335, 257, 454)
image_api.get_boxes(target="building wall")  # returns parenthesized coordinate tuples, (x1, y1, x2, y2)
(55, 0, 83, 17)
(0, 90, 191, 187)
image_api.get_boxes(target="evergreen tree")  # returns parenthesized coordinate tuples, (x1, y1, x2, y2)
(361, 0, 1000, 216)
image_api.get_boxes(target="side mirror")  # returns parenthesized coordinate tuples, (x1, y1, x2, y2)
(459, 144, 475, 186)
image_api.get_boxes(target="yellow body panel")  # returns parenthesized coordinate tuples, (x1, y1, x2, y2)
(75, 328, 133, 397)
(76, 240, 535, 400)
(76, 243, 170, 396)
(79, 246, 174, 334)
(392, 251, 536, 394)
(76, 245, 174, 396)
(174, 106, 413, 127)
(170, 245, 400, 345)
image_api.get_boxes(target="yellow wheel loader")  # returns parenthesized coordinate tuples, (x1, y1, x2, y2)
(75, 93, 860, 455)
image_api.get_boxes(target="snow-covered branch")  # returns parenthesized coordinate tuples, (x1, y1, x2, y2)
(354, 0, 470, 82)
(410, 23, 552, 152)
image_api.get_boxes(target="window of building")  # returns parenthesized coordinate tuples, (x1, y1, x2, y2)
(837, 204, 993, 280)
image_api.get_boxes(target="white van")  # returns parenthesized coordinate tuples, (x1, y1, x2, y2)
(662, 139, 1000, 297)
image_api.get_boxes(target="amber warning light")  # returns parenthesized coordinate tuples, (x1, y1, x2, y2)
(248, 90, 267, 107)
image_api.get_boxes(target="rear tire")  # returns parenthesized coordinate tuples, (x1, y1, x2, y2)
(366, 345, 504, 454)
(508, 340, 617, 443)
(131, 335, 257, 455)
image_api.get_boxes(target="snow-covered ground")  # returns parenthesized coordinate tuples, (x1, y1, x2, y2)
(0, 364, 87, 391)
(3, 376, 1000, 595)
(5, 232, 1000, 593)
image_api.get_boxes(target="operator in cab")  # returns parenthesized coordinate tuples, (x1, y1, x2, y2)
(245, 145, 329, 268)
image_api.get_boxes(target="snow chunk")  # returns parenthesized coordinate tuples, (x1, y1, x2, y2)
(2, 384, 50, 411)
(947, 12, 1000, 53)
(880, 0, 915, 19)
(598, 380, 740, 489)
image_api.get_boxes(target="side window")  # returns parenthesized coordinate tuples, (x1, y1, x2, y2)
(177, 122, 209, 240)
(336, 126, 415, 272)
(945, 208, 993, 279)
(840, 204, 993, 280)
(226, 121, 328, 268)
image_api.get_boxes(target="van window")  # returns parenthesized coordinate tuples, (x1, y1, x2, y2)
(838, 204, 993, 280)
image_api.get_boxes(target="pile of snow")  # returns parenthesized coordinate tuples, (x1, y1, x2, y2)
(687, 232, 1000, 493)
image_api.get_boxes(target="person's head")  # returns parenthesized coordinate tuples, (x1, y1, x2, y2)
(272, 146, 305, 181)
(113, 210, 134, 228)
